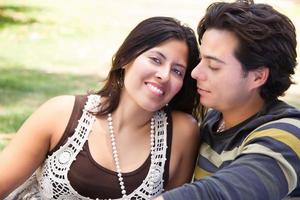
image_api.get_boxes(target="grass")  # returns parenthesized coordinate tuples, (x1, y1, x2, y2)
(0, 140, 9, 151)
(0, 0, 115, 71)
(0, 0, 109, 150)
(0, 67, 100, 150)
(0, 67, 100, 132)
(0, 0, 300, 152)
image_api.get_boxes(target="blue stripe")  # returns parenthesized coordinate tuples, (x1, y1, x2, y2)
(219, 160, 234, 169)
(248, 136, 300, 175)
(197, 154, 219, 172)
(220, 153, 289, 199)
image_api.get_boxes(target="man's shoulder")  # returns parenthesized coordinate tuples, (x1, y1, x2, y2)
(242, 117, 300, 155)
(244, 100, 300, 134)
(265, 99, 300, 118)
(255, 117, 300, 131)
(255, 98, 300, 132)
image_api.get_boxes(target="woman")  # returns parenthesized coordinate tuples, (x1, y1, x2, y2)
(0, 16, 204, 199)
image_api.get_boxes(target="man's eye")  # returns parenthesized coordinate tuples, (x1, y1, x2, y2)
(209, 65, 219, 71)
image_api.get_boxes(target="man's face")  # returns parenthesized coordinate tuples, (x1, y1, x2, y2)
(191, 29, 254, 112)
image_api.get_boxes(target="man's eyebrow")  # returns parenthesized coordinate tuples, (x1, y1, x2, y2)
(202, 55, 226, 64)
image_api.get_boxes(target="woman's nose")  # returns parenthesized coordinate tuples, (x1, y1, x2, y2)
(156, 66, 171, 82)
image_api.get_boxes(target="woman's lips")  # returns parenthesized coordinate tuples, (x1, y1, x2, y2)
(146, 82, 165, 96)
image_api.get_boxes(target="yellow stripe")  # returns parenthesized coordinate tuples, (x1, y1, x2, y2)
(200, 143, 223, 167)
(242, 128, 300, 158)
(200, 143, 240, 167)
(194, 165, 212, 180)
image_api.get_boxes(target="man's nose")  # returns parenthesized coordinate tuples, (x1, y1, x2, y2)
(191, 60, 206, 81)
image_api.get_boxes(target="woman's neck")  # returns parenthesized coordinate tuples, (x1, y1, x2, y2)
(112, 93, 154, 133)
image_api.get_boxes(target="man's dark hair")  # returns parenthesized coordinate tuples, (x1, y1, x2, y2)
(197, 0, 297, 101)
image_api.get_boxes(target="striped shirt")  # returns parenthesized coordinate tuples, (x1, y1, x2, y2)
(163, 100, 300, 200)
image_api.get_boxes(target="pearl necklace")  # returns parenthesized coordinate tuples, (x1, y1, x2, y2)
(107, 113, 155, 199)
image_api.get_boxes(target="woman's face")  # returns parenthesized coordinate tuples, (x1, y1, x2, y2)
(123, 39, 188, 112)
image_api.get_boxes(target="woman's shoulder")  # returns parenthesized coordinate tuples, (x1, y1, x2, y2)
(171, 111, 199, 129)
(28, 95, 75, 122)
(31, 95, 75, 130)
(43, 95, 75, 109)
(170, 111, 199, 139)
(43, 95, 77, 124)
(38, 95, 77, 150)
(165, 111, 200, 188)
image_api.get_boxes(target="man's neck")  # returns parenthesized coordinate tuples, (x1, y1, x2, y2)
(221, 97, 265, 130)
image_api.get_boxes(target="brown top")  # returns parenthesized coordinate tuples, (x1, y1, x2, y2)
(48, 95, 172, 199)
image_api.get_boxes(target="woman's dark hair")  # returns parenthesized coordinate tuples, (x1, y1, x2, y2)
(95, 16, 204, 121)
(197, 0, 297, 101)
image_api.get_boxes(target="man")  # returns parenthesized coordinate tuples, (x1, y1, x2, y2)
(155, 0, 300, 199)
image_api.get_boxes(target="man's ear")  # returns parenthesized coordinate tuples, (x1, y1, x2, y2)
(250, 66, 269, 88)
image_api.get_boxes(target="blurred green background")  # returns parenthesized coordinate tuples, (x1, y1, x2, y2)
(1, 0, 300, 150)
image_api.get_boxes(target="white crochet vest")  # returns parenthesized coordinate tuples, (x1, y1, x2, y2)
(35, 95, 169, 199)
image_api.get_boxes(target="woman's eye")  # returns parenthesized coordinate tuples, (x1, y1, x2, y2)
(150, 57, 161, 64)
(172, 68, 184, 77)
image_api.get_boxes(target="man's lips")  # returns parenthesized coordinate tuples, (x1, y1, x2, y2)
(197, 87, 210, 95)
